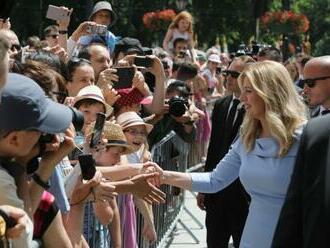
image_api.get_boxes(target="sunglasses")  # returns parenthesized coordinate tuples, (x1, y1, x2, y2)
(10, 44, 21, 52)
(223, 70, 241, 79)
(301, 76, 330, 88)
(47, 34, 59, 39)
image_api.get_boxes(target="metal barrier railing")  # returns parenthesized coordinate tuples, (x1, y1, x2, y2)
(84, 99, 216, 247)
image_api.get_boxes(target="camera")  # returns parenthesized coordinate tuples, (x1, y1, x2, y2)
(86, 24, 107, 36)
(168, 96, 189, 117)
(236, 43, 247, 57)
(38, 107, 84, 144)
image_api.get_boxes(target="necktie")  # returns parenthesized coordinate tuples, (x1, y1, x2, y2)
(224, 99, 240, 140)
(321, 110, 330, 115)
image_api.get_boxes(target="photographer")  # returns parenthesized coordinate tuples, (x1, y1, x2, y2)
(148, 80, 197, 149)
(67, 1, 117, 57)
(0, 74, 75, 247)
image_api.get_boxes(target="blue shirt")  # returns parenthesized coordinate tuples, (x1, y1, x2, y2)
(191, 127, 303, 248)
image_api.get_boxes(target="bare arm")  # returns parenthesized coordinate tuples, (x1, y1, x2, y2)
(143, 56, 166, 115)
(161, 170, 192, 190)
(108, 198, 121, 248)
(162, 28, 174, 51)
(94, 200, 114, 226)
(96, 164, 141, 181)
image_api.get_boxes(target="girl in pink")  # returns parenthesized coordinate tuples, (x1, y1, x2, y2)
(163, 11, 195, 61)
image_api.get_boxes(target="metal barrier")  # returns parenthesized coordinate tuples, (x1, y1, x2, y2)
(84, 99, 216, 247)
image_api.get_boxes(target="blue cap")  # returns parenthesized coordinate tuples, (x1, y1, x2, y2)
(0, 73, 72, 133)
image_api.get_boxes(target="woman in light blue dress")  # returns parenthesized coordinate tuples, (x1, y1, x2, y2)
(159, 61, 308, 248)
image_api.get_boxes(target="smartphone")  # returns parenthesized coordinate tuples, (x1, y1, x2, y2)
(86, 24, 108, 36)
(90, 112, 106, 148)
(46, 5, 70, 21)
(216, 67, 222, 75)
(78, 154, 96, 180)
(134, 56, 153, 68)
(113, 67, 135, 89)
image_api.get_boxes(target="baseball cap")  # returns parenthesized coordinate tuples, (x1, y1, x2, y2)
(0, 73, 72, 133)
(89, 1, 117, 26)
(114, 37, 144, 56)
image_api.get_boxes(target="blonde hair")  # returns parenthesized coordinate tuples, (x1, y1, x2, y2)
(169, 11, 193, 34)
(238, 60, 307, 156)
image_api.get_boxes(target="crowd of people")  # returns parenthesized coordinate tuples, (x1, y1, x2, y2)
(0, 1, 329, 248)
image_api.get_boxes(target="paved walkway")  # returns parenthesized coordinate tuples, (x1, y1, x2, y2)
(165, 191, 207, 248)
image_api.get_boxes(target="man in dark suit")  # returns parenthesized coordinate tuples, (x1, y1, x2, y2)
(272, 56, 330, 247)
(196, 56, 254, 248)
(302, 56, 330, 117)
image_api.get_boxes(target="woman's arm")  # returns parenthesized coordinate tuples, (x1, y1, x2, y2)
(162, 28, 174, 51)
(134, 197, 157, 242)
(97, 164, 141, 181)
(162, 140, 242, 193)
(161, 171, 193, 190)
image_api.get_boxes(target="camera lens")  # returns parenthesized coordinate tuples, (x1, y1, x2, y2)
(168, 96, 188, 117)
(69, 107, 84, 132)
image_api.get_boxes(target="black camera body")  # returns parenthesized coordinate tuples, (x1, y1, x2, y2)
(168, 96, 189, 117)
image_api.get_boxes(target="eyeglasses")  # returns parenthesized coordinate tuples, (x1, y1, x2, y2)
(223, 70, 241, 79)
(10, 44, 21, 52)
(47, 34, 59, 39)
(301, 76, 330, 88)
(124, 129, 147, 137)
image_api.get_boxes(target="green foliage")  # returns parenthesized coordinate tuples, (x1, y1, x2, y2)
(8, 0, 330, 54)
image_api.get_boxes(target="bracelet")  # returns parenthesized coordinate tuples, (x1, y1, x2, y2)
(32, 173, 50, 189)
(59, 30, 68, 34)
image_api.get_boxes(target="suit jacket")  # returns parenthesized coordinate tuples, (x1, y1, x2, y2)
(272, 114, 330, 248)
(204, 95, 247, 205)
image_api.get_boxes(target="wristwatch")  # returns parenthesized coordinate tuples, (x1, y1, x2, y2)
(59, 30, 68, 35)
(32, 173, 50, 189)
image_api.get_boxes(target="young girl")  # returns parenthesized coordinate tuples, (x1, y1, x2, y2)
(163, 11, 195, 61)
(116, 111, 157, 247)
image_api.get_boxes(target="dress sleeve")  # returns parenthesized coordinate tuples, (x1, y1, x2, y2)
(191, 139, 241, 193)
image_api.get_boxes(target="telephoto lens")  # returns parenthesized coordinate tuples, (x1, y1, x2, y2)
(69, 107, 84, 132)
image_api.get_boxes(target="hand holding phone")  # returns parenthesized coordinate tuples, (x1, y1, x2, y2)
(113, 67, 135, 89)
(90, 112, 106, 148)
(78, 154, 96, 180)
(46, 5, 71, 21)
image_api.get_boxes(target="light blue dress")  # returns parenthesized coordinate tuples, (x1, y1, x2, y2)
(191, 128, 303, 248)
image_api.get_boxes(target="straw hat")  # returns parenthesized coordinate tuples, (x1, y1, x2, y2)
(116, 111, 153, 134)
(73, 85, 113, 117)
(102, 122, 134, 154)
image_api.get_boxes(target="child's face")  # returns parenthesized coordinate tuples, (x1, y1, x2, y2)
(78, 103, 105, 132)
(123, 125, 147, 152)
(178, 19, 190, 32)
(95, 146, 124, 166)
